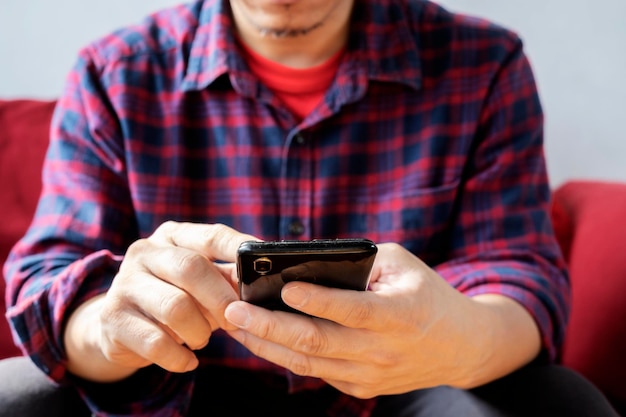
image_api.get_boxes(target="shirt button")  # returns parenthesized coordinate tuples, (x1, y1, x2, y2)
(288, 220, 305, 237)
(295, 134, 306, 145)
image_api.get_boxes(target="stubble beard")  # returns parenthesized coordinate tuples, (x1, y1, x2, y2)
(238, 2, 337, 39)
(256, 21, 323, 38)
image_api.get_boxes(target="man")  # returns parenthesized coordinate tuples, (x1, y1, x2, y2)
(1, 0, 619, 415)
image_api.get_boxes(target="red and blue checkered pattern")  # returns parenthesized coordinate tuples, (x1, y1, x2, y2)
(4, 0, 569, 415)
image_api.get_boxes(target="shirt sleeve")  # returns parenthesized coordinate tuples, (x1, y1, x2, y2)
(434, 38, 570, 361)
(2, 47, 193, 416)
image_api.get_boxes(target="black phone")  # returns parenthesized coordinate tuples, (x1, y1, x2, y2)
(236, 238, 378, 312)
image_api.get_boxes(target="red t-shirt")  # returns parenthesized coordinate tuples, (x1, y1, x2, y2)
(238, 40, 344, 120)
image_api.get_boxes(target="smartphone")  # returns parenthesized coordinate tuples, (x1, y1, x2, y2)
(237, 238, 377, 313)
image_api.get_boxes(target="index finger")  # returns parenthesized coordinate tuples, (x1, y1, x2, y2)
(282, 282, 385, 330)
(151, 221, 259, 262)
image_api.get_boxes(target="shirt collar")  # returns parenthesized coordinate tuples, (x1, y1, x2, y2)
(349, 0, 422, 90)
(181, 0, 422, 93)
(181, 0, 252, 93)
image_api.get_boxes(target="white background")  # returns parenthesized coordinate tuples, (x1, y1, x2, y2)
(1, 0, 624, 187)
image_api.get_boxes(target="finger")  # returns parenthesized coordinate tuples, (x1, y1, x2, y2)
(151, 221, 259, 262)
(213, 262, 239, 292)
(118, 270, 213, 350)
(323, 378, 393, 399)
(124, 240, 239, 330)
(227, 321, 366, 383)
(280, 282, 387, 330)
(227, 327, 342, 380)
(224, 301, 364, 360)
(368, 242, 429, 287)
(101, 305, 198, 373)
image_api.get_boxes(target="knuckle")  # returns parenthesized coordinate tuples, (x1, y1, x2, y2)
(159, 291, 195, 323)
(286, 354, 313, 376)
(291, 328, 326, 355)
(99, 295, 126, 325)
(202, 223, 228, 246)
(124, 238, 149, 259)
(141, 331, 170, 359)
(173, 251, 207, 277)
(340, 374, 383, 399)
(100, 334, 136, 366)
(99, 303, 117, 326)
(213, 292, 237, 314)
(202, 223, 238, 257)
(155, 220, 178, 236)
(347, 385, 378, 400)
(100, 342, 123, 363)
(343, 299, 375, 326)
(188, 335, 210, 351)
(388, 242, 403, 251)
(371, 351, 398, 368)
(255, 318, 275, 340)
(383, 242, 405, 258)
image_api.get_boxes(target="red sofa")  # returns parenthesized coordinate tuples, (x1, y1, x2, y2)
(1, 99, 625, 414)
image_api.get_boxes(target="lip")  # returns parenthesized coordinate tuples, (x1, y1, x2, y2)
(258, 0, 300, 5)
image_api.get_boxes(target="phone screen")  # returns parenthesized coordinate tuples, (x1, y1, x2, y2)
(236, 239, 377, 312)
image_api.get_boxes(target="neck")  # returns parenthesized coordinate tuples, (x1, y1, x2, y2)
(230, 1, 353, 68)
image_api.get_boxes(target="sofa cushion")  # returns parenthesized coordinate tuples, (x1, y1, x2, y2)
(0, 99, 56, 359)
(552, 180, 626, 414)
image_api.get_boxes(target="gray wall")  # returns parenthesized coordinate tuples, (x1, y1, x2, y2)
(1, 0, 624, 186)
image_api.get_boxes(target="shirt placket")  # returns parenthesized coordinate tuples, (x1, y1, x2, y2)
(280, 131, 313, 240)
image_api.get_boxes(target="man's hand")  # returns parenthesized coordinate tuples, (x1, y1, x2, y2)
(224, 243, 541, 398)
(64, 222, 257, 382)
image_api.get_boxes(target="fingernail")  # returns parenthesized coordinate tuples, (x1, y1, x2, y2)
(185, 355, 199, 372)
(225, 304, 251, 328)
(283, 286, 309, 308)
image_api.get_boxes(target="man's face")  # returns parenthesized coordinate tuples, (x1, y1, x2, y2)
(230, 0, 352, 38)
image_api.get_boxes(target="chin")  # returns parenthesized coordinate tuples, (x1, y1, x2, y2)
(232, 0, 343, 39)
(255, 22, 321, 38)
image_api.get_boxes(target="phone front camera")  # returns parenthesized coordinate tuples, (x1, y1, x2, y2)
(253, 257, 272, 275)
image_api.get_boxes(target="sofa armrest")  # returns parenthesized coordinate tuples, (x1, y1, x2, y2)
(552, 180, 626, 415)
(0, 99, 57, 359)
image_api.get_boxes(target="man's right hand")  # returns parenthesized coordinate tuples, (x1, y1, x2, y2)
(63, 222, 257, 382)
